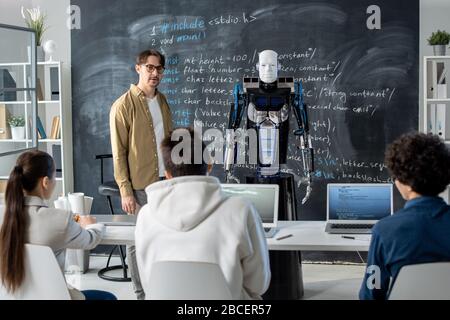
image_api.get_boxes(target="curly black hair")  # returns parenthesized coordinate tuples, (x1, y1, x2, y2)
(385, 132, 450, 196)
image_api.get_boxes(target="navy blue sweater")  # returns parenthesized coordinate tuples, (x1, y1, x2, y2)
(359, 196, 450, 300)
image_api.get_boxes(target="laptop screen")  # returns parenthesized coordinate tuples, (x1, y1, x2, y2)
(328, 184, 393, 221)
(221, 184, 279, 227)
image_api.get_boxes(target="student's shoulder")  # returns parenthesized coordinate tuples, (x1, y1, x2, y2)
(222, 195, 253, 211)
(220, 195, 258, 222)
(35, 207, 73, 230)
(373, 208, 420, 238)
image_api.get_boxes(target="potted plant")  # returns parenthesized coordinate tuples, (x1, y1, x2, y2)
(427, 30, 450, 56)
(8, 116, 26, 140)
(21, 6, 48, 62)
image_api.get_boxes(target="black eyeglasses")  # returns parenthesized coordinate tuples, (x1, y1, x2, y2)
(141, 63, 165, 74)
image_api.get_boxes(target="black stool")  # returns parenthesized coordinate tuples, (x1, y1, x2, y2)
(95, 154, 131, 282)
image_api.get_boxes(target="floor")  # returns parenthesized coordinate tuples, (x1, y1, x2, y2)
(67, 255, 366, 300)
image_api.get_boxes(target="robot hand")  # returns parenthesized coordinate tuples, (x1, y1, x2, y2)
(293, 81, 315, 205)
(297, 176, 313, 205)
(296, 134, 314, 204)
(226, 171, 240, 184)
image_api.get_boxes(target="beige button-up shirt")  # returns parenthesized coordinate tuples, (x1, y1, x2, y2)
(110, 84, 172, 197)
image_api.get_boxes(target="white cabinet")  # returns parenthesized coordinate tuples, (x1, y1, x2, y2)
(0, 61, 71, 200)
(423, 56, 450, 203)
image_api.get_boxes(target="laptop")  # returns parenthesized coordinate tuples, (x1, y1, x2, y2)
(325, 183, 393, 234)
(221, 184, 280, 238)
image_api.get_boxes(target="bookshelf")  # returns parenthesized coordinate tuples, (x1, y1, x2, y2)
(0, 61, 70, 199)
(423, 56, 450, 203)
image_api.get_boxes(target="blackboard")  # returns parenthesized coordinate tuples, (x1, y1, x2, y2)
(71, 0, 419, 220)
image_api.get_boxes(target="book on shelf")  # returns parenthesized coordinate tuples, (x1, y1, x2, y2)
(50, 116, 61, 139)
(26, 77, 44, 101)
(52, 144, 62, 178)
(0, 180, 7, 193)
(0, 69, 17, 102)
(0, 104, 11, 139)
(56, 118, 61, 139)
(37, 78, 44, 101)
(36, 116, 46, 139)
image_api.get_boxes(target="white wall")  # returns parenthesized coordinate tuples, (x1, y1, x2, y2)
(0, 0, 73, 193)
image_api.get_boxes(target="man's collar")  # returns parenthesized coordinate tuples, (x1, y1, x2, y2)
(130, 84, 158, 98)
(404, 196, 444, 209)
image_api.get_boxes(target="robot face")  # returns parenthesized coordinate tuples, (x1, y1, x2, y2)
(257, 50, 278, 84)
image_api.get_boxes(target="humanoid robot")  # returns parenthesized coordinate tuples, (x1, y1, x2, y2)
(223, 49, 315, 299)
(224, 49, 314, 203)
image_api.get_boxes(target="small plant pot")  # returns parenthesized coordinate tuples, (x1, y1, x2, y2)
(433, 45, 446, 56)
(11, 126, 25, 140)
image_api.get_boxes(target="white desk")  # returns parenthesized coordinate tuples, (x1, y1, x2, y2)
(98, 217, 371, 252)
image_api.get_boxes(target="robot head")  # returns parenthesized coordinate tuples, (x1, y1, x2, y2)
(256, 50, 280, 84)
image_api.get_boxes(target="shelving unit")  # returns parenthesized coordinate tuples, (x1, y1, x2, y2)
(0, 61, 68, 197)
(423, 56, 450, 143)
(423, 56, 450, 203)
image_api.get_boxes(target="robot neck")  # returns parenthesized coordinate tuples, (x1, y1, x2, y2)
(259, 80, 278, 92)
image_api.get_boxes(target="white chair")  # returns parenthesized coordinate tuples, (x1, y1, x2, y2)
(389, 262, 450, 300)
(0, 244, 71, 300)
(148, 261, 232, 300)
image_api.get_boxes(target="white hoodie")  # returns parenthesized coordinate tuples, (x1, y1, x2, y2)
(135, 175, 271, 299)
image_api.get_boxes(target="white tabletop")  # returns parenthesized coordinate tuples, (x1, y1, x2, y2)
(99, 218, 371, 252)
(267, 221, 371, 251)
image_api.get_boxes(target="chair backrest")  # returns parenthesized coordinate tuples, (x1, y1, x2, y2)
(389, 262, 450, 300)
(148, 261, 232, 300)
(95, 154, 113, 184)
(0, 244, 71, 300)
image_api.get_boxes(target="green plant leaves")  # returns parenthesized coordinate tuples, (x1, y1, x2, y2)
(427, 30, 450, 45)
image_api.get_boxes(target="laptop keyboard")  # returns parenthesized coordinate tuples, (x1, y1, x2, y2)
(331, 224, 374, 229)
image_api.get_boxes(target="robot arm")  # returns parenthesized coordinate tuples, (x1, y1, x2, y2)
(224, 83, 246, 183)
(292, 81, 315, 204)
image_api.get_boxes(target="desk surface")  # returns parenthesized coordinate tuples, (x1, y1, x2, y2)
(96, 215, 371, 252)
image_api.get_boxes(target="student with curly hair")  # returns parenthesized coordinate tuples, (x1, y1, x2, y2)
(359, 132, 450, 300)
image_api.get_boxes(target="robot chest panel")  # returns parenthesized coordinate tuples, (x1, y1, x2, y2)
(248, 100, 289, 124)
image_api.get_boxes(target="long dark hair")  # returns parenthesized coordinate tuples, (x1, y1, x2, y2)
(0, 150, 55, 293)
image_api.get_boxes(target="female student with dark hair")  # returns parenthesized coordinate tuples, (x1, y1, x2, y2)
(0, 150, 116, 300)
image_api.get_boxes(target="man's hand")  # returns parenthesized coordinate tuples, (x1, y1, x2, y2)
(122, 195, 137, 215)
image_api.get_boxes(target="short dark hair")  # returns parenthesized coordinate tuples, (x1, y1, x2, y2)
(136, 49, 165, 67)
(161, 127, 209, 177)
(385, 132, 450, 196)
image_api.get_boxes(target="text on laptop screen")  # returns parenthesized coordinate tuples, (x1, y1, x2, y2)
(329, 185, 392, 220)
(221, 185, 277, 224)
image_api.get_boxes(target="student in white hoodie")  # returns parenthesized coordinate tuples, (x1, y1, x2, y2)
(135, 127, 271, 299)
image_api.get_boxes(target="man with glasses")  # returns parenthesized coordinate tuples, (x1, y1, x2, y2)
(110, 49, 172, 299)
